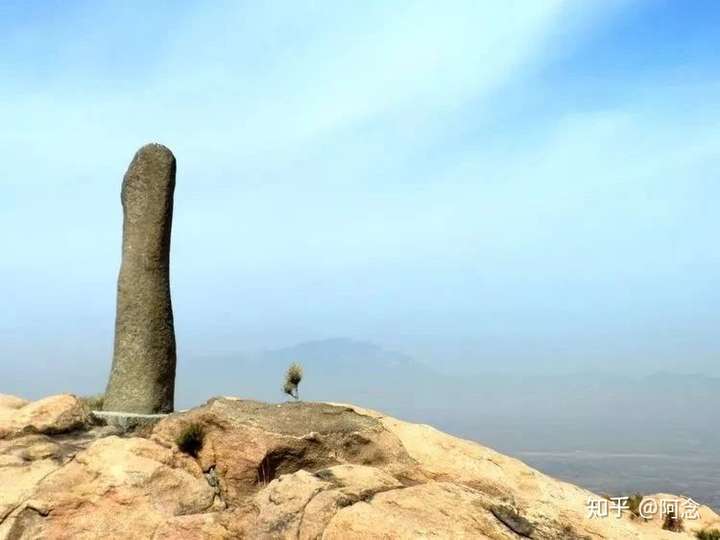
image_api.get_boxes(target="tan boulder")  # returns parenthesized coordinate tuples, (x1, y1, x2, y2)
(0, 394, 88, 439)
(325, 481, 513, 539)
(244, 464, 404, 539)
(2, 396, 718, 539)
(0, 435, 65, 529)
(0, 435, 221, 539)
(144, 512, 232, 540)
(0, 395, 28, 410)
(151, 399, 415, 507)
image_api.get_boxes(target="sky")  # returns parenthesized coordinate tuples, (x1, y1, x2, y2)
(1, 0, 719, 397)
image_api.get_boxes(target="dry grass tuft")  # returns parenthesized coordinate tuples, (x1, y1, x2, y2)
(283, 362, 303, 400)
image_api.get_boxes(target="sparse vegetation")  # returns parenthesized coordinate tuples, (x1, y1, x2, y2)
(282, 362, 303, 400)
(696, 529, 720, 540)
(662, 507, 684, 533)
(79, 394, 104, 410)
(176, 423, 204, 457)
(627, 493, 643, 519)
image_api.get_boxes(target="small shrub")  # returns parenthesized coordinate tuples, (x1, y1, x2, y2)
(662, 508, 684, 533)
(283, 362, 303, 400)
(79, 394, 104, 410)
(627, 493, 643, 518)
(176, 423, 204, 457)
(696, 529, 720, 540)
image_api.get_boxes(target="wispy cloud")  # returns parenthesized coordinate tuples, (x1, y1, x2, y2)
(1, 1, 718, 395)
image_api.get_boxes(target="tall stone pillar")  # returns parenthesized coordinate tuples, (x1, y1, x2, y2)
(103, 144, 177, 414)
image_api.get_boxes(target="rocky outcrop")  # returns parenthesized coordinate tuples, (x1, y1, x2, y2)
(1, 394, 718, 539)
(5, 436, 218, 539)
(0, 394, 88, 439)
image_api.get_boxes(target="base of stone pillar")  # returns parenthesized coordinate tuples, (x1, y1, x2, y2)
(91, 410, 169, 431)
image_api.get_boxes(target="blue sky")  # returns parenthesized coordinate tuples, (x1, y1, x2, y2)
(1, 1, 719, 396)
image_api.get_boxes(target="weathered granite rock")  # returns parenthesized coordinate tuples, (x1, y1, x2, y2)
(0, 394, 88, 440)
(251, 465, 404, 539)
(103, 143, 177, 414)
(0, 395, 28, 410)
(0, 436, 217, 539)
(150, 399, 417, 506)
(149, 398, 720, 539)
(2, 395, 720, 539)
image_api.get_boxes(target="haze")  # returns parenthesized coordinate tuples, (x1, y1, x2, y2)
(2, 2, 718, 393)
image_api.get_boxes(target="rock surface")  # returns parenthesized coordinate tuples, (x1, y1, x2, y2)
(0, 394, 88, 439)
(1, 394, 718, 539)
(103, 143, 178, 414)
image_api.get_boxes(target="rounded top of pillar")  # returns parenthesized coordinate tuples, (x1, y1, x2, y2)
(134, 143, 175, 163)
(121, 143, 177, 214)
(124, 143, 176, 187)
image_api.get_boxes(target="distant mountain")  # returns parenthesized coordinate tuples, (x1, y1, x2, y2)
(261, 338, 417, 370)
(177, 338, 440, 410)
